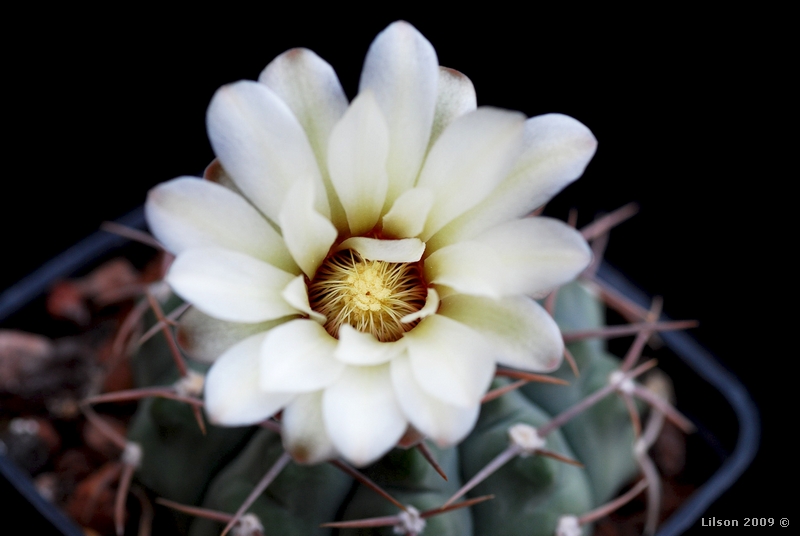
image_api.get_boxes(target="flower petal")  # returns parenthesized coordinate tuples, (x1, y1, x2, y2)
(281, 275, 326, 324)
(259, 47, 350, 231)
(426, 241, 500, 296)
(334, 325, 405, 365)
(427, 114, 597, 252)
(381, 187, 434, 239)
(425, 217, 592, 298)
(359, 21, 438, 207)
(428, 67, 477, 149)
(282, 391, 339, 464)
(207, 80, 329, 223)
(166, 248, 297, 323)
(400, 287, 439, 323)
(278, 177, 338, 278)
(258, 47, 348, 161)
(177, 307, 290, 364)
(404, 315, 495, 407)
(204, 333, 295, 426)
(145, 177, 298, 274)
(322, 364, 407, 467)
(391, 353, 479, 446)
(327, 90, 390, 235)
(336, 237, 425, 262)
(438, 294, 563, 372)
(417, 107, 525, 241)
(260, 319, 343, 393)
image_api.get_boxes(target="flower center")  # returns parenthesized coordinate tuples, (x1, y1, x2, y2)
(308, 250, 427, 342)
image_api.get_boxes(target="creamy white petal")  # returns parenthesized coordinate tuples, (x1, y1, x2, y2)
(425, 241, 500, 296)
(417, 107, 525, 241)
(258, 48, 349, 230)
(166, 248, 297, 323)
(381, 187, 434, 239)
(204, 333, 295, 426)
(401, 287, 439, 323)
(281, 391, 339, 464)
(278, 178, 338, 278)
(426, 217, 592, 298)
(207, 80, 329, 222)
(177, 307, 291, 364)
(438, 294, 563, 372)
(428, 67, 477, 149)
(334, 325, 405, 365)
(327, 90, 390, 235)
(404, 315, 496, 407)
(359, 21, 438, 207)
(259, 48, 348, 162)
(146, 177, 298, 274)
(336, 237, 425, 262)
(260, 319, 343, 393)
(475, 217, 592, 293)
(281, 275, 326, 324)
(390, 353, 479, 446)
(427, 114, 597, 252)
(322, 364, 407, 467)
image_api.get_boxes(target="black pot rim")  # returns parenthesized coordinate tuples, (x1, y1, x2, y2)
(0, 207, 760, 536)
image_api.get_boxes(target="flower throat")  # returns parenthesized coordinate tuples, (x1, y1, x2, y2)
(308, 250, 427, 342)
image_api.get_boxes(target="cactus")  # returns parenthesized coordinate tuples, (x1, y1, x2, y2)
(115, 275, 691, 536)
(71, 21, 699, 536)
(521, 280, 640, 504)
(458, 383, 593, 536)
(189, 428, 351, 536)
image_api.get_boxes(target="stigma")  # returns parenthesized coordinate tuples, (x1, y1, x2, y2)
(308, 250, 427, 342)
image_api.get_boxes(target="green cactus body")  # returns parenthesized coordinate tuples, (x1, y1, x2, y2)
(127, 281, 643, 535)
(460, 385, 593, 536)
(127, 299, 257, 532)
(340, 444, 472, 535)
(190, 429, 352, 536)
(127, 398, 255, 506)
(521, 281, 639, 504)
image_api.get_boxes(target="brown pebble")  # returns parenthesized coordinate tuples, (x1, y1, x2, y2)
(34, 472, 59, 502)
(653, 420, 687, 478)
(29, 416, 62, 456)
(83, 258, 141, 306)
(66, 462, 122, 535)
(82, 417, 126, 459)
(101, 358, 134, 394)
(55, 449, 94, 495)
(47, 281, 91, 325)
(0, 330, 56, 393)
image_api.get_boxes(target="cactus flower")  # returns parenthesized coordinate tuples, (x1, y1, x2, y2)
(145, 21, 596, 467)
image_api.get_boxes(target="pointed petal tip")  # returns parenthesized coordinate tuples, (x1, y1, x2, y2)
(360, 19, 438, 206)
(275, 46, 313, 63)
(386, 19, 419, 33)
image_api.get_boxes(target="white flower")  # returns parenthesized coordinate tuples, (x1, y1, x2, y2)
(145, 21, 596, 467)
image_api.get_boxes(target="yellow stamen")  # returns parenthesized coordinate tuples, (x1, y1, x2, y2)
(308, 250, 427, 342)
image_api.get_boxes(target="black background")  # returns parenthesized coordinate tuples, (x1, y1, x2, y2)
(2, 8, 789, 533)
